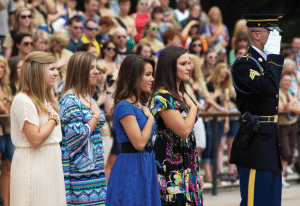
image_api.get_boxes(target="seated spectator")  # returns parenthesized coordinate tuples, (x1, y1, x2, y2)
(78, 0, 100, 25)
(229, 32, 250, 64)
(229, 19, 247, 62)
(66, 15, 84, 53)
(109, 0, 137, 40)
(159, 0, 181, 29)
(67, 0, 79, 18)
(99, 0, 115, 17)
(202, 48, 218, 80)
(4, 7, 35, 60)
(174, 0, 189, 22)
(139, 21, 165, 53)
(278, 72, 300, 187)
(180, 3, 206, 36)
(205, 6, 229, 53)
(96, 15, 115, 44)
(48, 0, 70, 31)
(81, 19, 101, 54)
(131, 0, 151, 42)
(99, 41, 118, 79)
(186, 0, 208, 24)
(77, 43, 100, 59)
(32, 30, 49, 52)
(188, 36, 207, 64)
(156, 27, 182, 57)
(8, 56, 23, 95)
(112, 27, 134, 65)
(11, 33, 33, 59)
(234, 46, 248, 58)
(151, 7, 173, 43)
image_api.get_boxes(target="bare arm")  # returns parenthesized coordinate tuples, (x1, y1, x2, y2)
(44, 0, 56, 14)
(120, 107, 155, 150)
(0, 0, 7, 11)
(181, 20, 199, 39)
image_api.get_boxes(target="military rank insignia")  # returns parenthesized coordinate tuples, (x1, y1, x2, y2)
(250, 69, 261, 80)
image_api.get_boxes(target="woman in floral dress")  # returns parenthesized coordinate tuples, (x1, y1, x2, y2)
(150, 45, 204, 206)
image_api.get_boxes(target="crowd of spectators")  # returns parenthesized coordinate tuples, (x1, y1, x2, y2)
(1, 0, 300, 204)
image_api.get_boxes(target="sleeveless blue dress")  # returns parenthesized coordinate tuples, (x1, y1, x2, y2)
(105, 101, 161, 206)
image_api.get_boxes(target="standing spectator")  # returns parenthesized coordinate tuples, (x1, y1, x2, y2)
(81, 19, 101, 55)
(229, 32, 250, 65)
(79, 0, 100, 25)
(32, 30, 49, 52)
(201, 49, 218, 80)
(99, 41, 118, 79)
(10, 51, 66, 206)
(109, 0, 137, 40)
(48, 0, 70, 31)
(292, 37, 300, 71)
(112, 27, 134, 65)
(150, 46, 203, 205)
(59, 52, 106, 205)
(99, 0, 115, 17)
(205, 6, 229, 52)
(131, 0, 151, 42)
(174, 0, 188, 22)
(139, 21, 165, 53)
(77, 43, 100, 59)
(96, 15, 115, 44)
(48, 31, 73, 84)
(159, 0, 181, 29)
(3, 7, 35, 60)
(66, 15, 84, 53)
(0, 0, 16, 56)
(8, 56, 23, 95)
(156, 27, 182, 57)
(180, 3, 206, 36)
(229, 19, 247, 64)
(67, 0, 79, 18)
(0, 55, 14, 206)
(11, 33, 33, 59)
(105, 55, 161, 205)
(278, 72, 300, 187)
(151, 7, 172, 43)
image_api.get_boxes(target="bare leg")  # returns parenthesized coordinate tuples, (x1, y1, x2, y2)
(218, 137, 226, 174)
(227, 138, 236, 174)
(0, 160, 12, 206)
(105, 154, 118, 184)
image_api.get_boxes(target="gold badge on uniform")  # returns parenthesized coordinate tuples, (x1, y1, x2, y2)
(250, 69, 261, 80)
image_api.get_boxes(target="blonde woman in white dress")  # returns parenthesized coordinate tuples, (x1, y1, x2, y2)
(10, 51, 66, 206)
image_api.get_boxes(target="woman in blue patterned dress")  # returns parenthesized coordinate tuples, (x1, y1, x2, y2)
(150, 46, 204, 206)
(105, 55, 161, 206)
(59, 52, 106, 205)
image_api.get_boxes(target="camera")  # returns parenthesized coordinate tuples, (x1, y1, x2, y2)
(106, 74, 115, 87)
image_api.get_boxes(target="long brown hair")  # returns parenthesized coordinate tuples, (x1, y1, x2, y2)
(113, 54, 155, 107)
(63, 52, 97, 98)
(8, 56, 23, 86)
(18, 51, 57, 115)
(0, 56, 13, 102)
(14, 7, 34, 35)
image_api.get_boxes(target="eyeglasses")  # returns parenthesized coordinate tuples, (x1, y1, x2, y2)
(193, 44, 202, 48)
(74, 26, 83, 30)
(87, 27, 98, 31)
(106, 47, 116, 51)
(139, 2, 148, 6)
(117, 35, 126, 39)
(208, 55, 218, 59)
(22, 42, 34, 47)
(20, 14, 32, 19)
(149, 26, 160, 31)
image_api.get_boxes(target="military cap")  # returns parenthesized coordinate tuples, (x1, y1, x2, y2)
(244, 14, 284, 32)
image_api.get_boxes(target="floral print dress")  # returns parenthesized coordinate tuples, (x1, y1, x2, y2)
(150, 89, 203, 206)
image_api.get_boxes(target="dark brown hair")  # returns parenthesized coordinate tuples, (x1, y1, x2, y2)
(114, 54, 155, 106)
(100, 41, 118, 61)
(8, 56, 23, 85)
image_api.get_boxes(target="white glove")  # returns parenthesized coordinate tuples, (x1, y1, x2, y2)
(264, 30, 282, 55)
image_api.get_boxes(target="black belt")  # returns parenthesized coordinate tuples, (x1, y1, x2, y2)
(121, 141, 153, 153)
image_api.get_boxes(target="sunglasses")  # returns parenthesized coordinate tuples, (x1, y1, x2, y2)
(149, 26, 159, 31)
(74, 26, 83, 30)
(193, 43, 202, 48)
(20, 14, 32, 19)
(87, 27, 98, 31)
(106, 47, 116, 51)
(139, 2, 148, 6)
(117, 35, 126, 39)
(22, 42, 34, 47)
(208, 55, 218, 59)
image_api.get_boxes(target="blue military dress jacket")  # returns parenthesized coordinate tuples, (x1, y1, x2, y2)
(229, 46, 284, 172)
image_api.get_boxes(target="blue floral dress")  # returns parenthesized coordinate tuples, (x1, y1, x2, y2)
(59, 94, 106, 205)
(150, 89, 203, 206)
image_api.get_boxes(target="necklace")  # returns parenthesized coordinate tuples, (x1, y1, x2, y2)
(84, 95, 92, 104)
(129, 96, 140, 108)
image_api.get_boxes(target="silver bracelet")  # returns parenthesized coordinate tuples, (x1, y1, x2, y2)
(92, 115, 100, 122)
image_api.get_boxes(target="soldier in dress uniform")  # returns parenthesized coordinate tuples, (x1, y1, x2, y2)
(229, 14, 284, 206)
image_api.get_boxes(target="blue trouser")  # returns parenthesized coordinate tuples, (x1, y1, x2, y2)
(238, 166, 282, 206)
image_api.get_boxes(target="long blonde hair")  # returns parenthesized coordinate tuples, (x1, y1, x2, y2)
(189, 54, 204, 84)
(18, 51, 57, 115)
(0, 56, 13, 102)
(63, 52, 97, 98)
(232, 19, 247, 38)
(207, 63, 232, 90)
(14, 7, 34, 35)
(208, 6, 223, 25)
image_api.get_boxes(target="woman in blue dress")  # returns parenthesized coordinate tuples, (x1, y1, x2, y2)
(105, 55, 161, 206)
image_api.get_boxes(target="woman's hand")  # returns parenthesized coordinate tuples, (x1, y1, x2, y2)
(200, 175, 204, 191)
(46, 102, 56, 116)
(223, 121, 230, 134)
(90, 100, 100, 119)
(142, 106, 153, 119)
